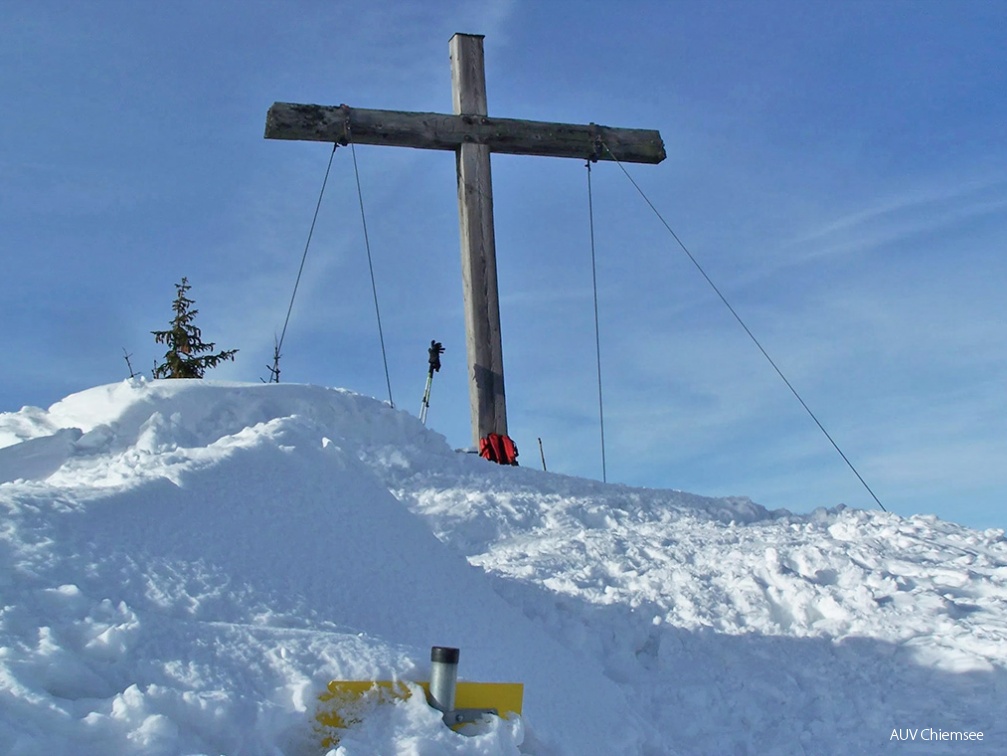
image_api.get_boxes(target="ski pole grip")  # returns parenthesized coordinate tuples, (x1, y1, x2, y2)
(429, 646, 459, 712)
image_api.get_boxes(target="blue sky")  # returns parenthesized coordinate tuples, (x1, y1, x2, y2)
(3, 0, 1005, 530)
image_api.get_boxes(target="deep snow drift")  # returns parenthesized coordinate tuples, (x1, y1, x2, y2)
(1, 379, 1005, 755)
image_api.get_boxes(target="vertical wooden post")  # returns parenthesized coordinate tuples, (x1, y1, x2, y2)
(450, 33, 507, 446)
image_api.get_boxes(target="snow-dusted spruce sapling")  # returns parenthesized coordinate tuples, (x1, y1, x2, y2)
(152, 277, 237, 379)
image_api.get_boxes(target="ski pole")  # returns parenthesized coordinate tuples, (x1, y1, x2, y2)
(420, 369, 434, 424)
(420, 340, 444, 425)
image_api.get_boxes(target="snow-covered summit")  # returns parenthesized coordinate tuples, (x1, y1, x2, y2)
(1, 379, 1005, 754)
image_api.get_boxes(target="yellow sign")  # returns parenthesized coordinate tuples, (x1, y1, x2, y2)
(316, 679, 524, 747)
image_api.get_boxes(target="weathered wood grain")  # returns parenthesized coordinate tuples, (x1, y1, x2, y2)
(265, 103, 666, 164)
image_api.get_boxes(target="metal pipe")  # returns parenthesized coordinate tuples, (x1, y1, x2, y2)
(428, 646, 459, 712)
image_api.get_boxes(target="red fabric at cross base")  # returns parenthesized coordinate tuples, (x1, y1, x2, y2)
(479, 434, 519, 465)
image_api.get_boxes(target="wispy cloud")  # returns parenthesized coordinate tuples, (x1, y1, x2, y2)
(783, 175, 1007, 263)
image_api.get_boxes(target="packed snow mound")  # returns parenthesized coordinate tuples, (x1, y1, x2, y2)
(1, 379, 1006, 755)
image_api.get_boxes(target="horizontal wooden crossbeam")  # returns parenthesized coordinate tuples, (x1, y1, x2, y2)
(265, 102, 666, 164)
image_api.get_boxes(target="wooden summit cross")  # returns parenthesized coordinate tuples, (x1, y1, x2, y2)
(265, 33, 665, 449)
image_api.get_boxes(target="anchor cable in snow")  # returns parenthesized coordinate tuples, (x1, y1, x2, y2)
(586, 158, 608, 484)
(600, 141, 887, 513)
(348, 129, 395, 408)
(273, 143, 339, 381)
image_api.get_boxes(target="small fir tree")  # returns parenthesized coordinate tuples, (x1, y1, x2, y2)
(152, 277, 238, 379)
